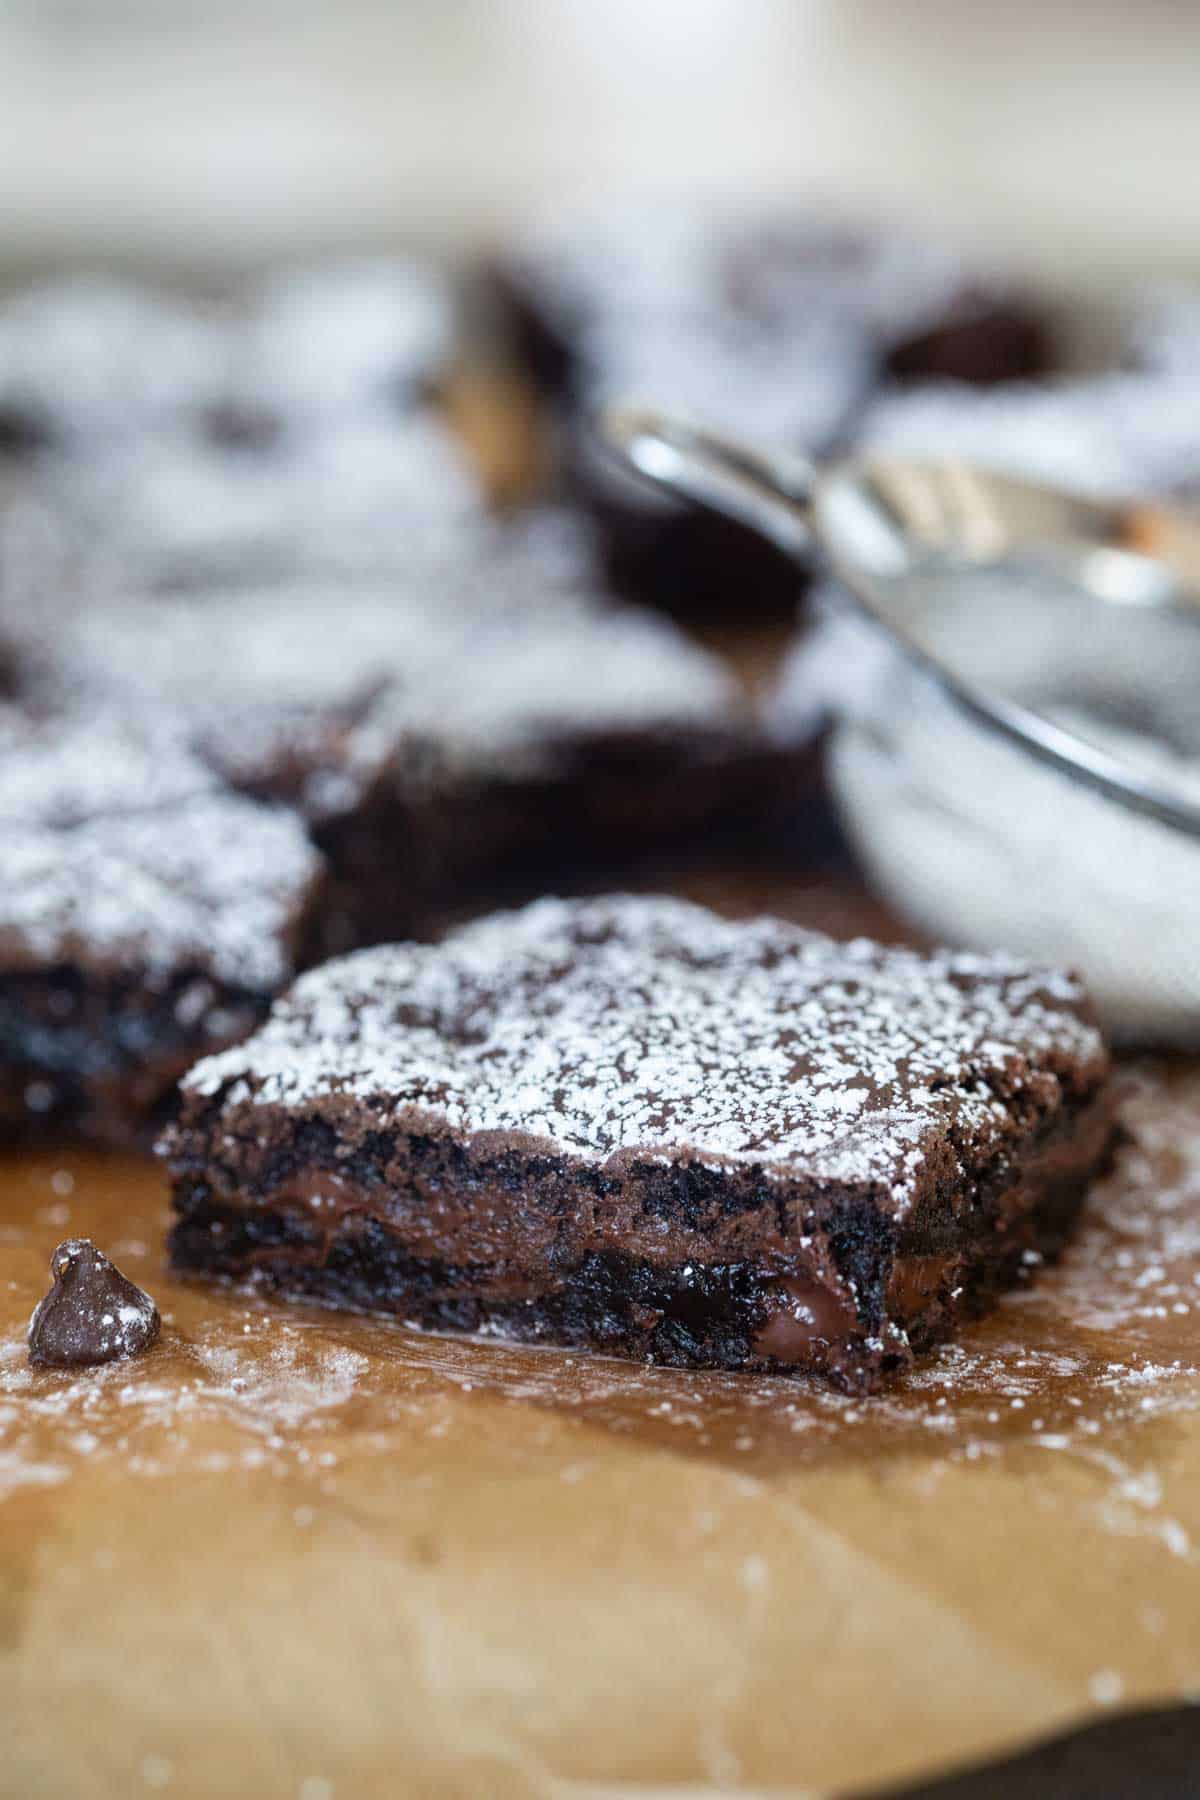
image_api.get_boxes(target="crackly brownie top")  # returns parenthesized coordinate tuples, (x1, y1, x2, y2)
(181, 895, 1108, 1204)
(0, 791, 321, 987)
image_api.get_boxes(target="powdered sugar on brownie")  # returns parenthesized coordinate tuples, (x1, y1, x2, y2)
(1, 794, 321, 988)
(0, 275, 226, 446)
(41, 416, 483, 593)
(233, 257, 455, 426)
(183, 895, 1107, 1201)
(0, 707, 215, 828)
(346, 598, 742, 784)
(55, 582, 744, 800)
(578, 307, 871, 451)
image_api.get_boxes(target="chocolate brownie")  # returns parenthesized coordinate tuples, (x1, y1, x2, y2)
(32, 415, 485, 594)
(163, 895, 1114, 1389)
(0, 706, 215, 826)
(43, 541, 819, 944)
(719, 220, 1057, 387)
(303, 593, 822, 945)
(1126, 286, 1200, 381)
(0, 276, 226, 457)
(489, 213, 1055, 622)
(0, 715, 324, 1145)
(222, 258, 457, 439)
(563, 308, 870, 622)
(0, 260, 455, 463)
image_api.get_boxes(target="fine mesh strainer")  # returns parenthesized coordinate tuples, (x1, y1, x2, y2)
(602, 407, 1200, 1045)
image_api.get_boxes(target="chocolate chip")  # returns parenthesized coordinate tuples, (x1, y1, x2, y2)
(27, 1238, 160, 1369)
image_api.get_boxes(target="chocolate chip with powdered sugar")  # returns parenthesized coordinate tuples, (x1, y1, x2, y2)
(28, 1239, 160, 1368)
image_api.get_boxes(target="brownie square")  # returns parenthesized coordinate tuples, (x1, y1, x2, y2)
(223, 258, 457, 437)
(163, 895, 1114, 1389)
(0, 276, 227, 459)
(44, 538, 819, 945)
(0, 713, 324, 1145)
(30, 415, 484, 595)
(310, 593, 819, 944)
(487, 211, 1058, 622)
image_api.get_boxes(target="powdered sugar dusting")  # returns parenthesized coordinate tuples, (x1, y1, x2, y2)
(1, 792, 321, 988)
(183, 894, 1105, 1198)
(47, 416, 482, 591)
(861, 372, 1200, 502)
(52, 578, 745, 802)
(0, 274, 226, 446)
(232, 256, 455, 427)
(0, 705, 215, 828)
(345, 597, 741, 785)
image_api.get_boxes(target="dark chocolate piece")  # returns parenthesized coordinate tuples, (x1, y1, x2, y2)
(28, 1238, 160, 1368)
(162, 895, 1114, 1390)
(883, 294, 1054, 388)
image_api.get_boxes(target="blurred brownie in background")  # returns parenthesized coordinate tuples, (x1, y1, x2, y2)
(860, 369, 1200, 502)
(210, 257, 459, 446)
(30, 415, 485, 595)
(0, 710, 324, 1145)
(307, 589, 825, 947)
(33, 511, 825, 948)
(484, 211, 1059, 622)
(0, 276, 228, 460)
(0, 258, 460, 465)
(0, 259, 475, 602)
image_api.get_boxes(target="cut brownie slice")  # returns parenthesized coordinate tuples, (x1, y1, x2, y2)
(223, 257, 457, 436)
(33, 415, 484, 595)
(163, 895, 1114, 1390)
(0, 275, 226, 457)
(309, 595, 821, 945)
(45, 553, 820, 945)
(0, 715, 324, 1144)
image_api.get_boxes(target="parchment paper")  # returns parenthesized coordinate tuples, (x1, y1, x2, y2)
(3, 1043, 1198, 1800)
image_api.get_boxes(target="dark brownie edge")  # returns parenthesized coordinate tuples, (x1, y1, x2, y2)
(0, 965, 280, 1148)
(165, 1085, 1114, 1390)
(313, 731, 826, 951)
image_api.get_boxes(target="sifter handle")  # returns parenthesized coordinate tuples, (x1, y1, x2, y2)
(598, 404, 817, 559)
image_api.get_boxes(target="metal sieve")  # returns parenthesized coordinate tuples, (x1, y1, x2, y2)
(602, 406, 1200, 1043)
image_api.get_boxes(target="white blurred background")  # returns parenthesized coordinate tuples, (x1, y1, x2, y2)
(1, 0, 1198, 282)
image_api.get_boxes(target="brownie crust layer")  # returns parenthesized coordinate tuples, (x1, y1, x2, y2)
(168, 1086, 1113, 1389)
(163, 896, 1115, 1388)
